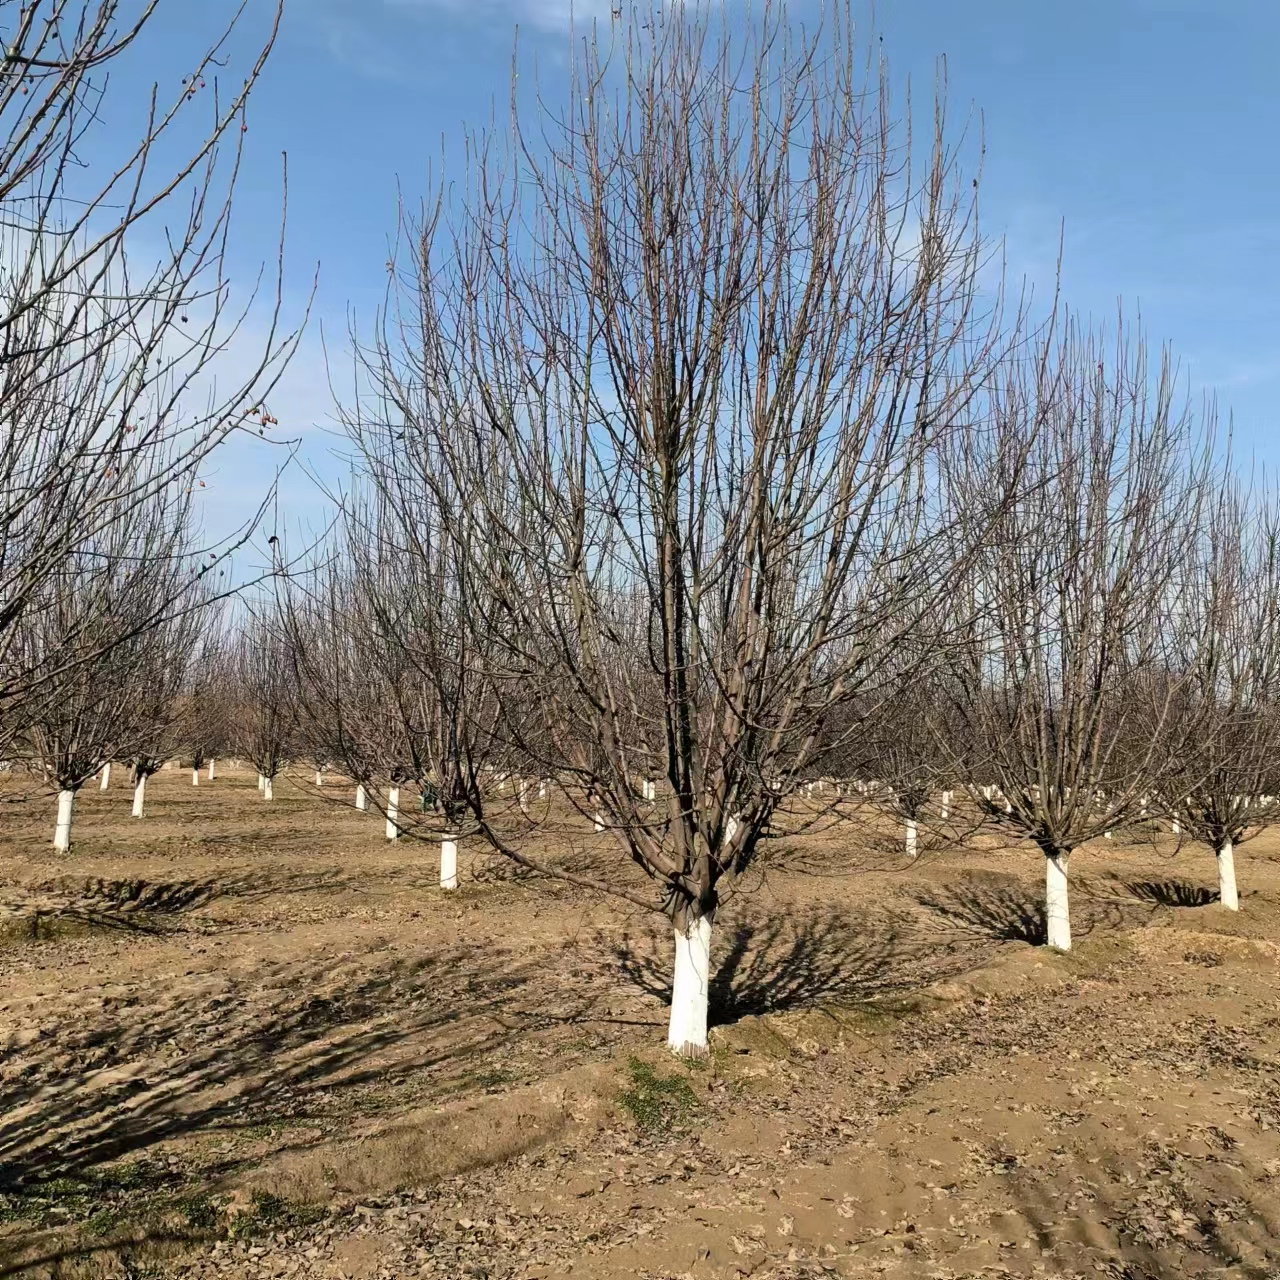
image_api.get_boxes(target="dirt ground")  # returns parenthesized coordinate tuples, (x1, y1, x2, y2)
(2, 766, 1279, 1280)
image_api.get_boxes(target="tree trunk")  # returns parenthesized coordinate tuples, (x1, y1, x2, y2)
(940, 789, 952, 820)
(257, 772, 265, 792)
(1217, 839, 1239, 911)
(905, 817, 918, 859)
(264, 776, 274, 801)
(132, 775, 147, 818)
(441, 833, 458, 889)
(192, 767, 199, 786)
(594, 811, 605, 833)
(386, 787, 400, 840)
(667, 911, 713, 1058)
(315, 770, 324, 787)
(53, 789, 76, 851)
(100, 763, 111, 791)
(356, 783, 368, 811)
(208, 759, 216, 780)
(1045, 852, 1071, 951)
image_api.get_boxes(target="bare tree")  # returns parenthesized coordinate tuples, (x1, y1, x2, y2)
(231, 607, 295, 801)
(178, 621, 233, 787)
(938, 317, 1212, 950)
(0, 0, 302, 739)
(1152, 482, 1280, 910)
(349, 6, 1010, 1055)
(16, 488, 207, 846)
(122, 586, 213, 818)
(284, 482, 505, 889)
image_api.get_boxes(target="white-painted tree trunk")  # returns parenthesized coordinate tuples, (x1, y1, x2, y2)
(538, 779, 547, 799)
(192, 767, 199, 786)
(53, 789, 75, 851)
(257, 772, 265, 792)
(593, 810, 605, 833)
(356, 784, 368, 811)
(386, 787, 400, 840)
(264, 776, 274, 801)
(99, 763, 111, 791)
(208, 759, 216, 780)
(1045, 853, 1071, 951)
(940, 789, 952, 820)
(132, 775, 147, 818)
(315, 770, 323, 787)
(1217, 839, 1239, 911)
(441, 833, 458, 890)
(905, 817, 918, 859)
(667, 913, 713, 1058)
(1171, 817, 1180, 835)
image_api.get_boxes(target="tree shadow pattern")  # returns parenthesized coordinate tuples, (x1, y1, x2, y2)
(911, 872, 1150, 945)
(0, 942, 605, 1194)
(1117, 878, 1217, 908)
(607, 905, 997, 1025)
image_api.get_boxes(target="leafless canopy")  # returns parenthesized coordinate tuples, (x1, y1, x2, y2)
(938, 317, 1213, 860)
(347, 4, 1011, 926)
(0, 0, 301, 732)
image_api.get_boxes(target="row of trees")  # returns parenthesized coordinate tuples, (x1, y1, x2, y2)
(6, 2, 1278, 1061)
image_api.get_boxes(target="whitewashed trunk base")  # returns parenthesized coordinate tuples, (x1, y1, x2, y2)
(132, 776, 147, 818)
(441, 834, 458, 889)
(100, 764, 111, 791)
(1218, 840, 1239, 911)
(356, 784, 368, 811)
(905, 818, 918, 859)
(1045, 853, 1071, 951)
(386, 787, 400, 840)
(192, 768, 199, 786)
(53, 789, 75, 851)
(208, 759, 216, 780)
(667, 914, 713, 1058)
(264, 777, 274, 801)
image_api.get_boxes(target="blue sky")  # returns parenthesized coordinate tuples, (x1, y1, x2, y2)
(143, 0, 1280, 549)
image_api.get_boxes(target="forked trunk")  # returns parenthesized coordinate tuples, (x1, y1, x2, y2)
(53, 789, 75, 851)
(1217, 839, 1239, 911)
(386, 787, 400, 840)
(667, 911, 713, 1058)
(441, 833, 458, 889)
(99, 764, 111, 791)
(132, 775, 147, 818)
(1045, 852, 1071, 951)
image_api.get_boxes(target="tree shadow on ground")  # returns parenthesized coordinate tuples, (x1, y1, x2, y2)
(606, 905, 992, 1024)
(1118, 878, 1217, 908)
(2, 868, 368, 938)
(912, 879, 1047, 944)
(0, 942, 602, 1195)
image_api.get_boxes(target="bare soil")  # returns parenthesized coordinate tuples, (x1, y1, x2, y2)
(2, 766, 1279, 1280)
